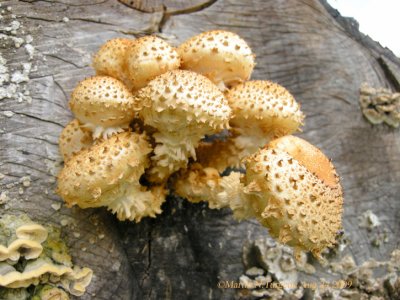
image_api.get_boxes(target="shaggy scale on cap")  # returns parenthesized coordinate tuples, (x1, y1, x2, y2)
(126, 35, 180, 91)
(59, 119, 93, 161)
(135, 69, 231, 182)
(178, 30, 255, 90)
(92, 38, 134, 88)
(243, 135, 343, 257)
(57, 132, 166, 222)
(69, 76, 136, 139)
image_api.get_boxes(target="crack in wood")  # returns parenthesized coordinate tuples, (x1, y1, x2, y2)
(45, 54, 87, 69)
(14, 112, 64, 128)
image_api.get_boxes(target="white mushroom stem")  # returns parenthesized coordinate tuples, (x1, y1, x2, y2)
(103, 182, 166, 222)
(147, 131, 201, 182)
(82, 122, 128, 140)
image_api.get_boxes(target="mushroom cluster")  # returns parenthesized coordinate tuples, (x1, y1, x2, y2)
(0, 214, 92, 297)
(57, 30, 343, 258)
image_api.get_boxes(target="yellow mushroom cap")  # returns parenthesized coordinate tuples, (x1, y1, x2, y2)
(227, 80, 304, 140)
(178, 30, 255, 90)
(57, 131, 150, 207)
(69, 76, 136, 139)
(57, 132, 165, 221)
(126, 35, 180, 91)
(244, 135, 343, 257)
(136, 69, 231, 134)
(59, 119, 93, 161)
(92, 38, 134, 88)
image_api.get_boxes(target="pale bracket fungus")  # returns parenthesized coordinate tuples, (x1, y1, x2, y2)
(0, 214, 92, 297)
(359, 83, 400, 128)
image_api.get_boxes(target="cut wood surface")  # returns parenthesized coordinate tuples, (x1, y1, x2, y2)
(0, 0, 399, 299)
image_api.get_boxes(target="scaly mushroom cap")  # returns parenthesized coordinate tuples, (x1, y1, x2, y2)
(243, 135, 343, 257)
(178, 30, 255, 90)
(57, 132, 166, 222)
(135, 70, 231, 181)
(227, 80, 304, 144)
(69, 76, 136, 139)
(126, 35, 180, 91)
(59, 119, 93, 161)
(137, 70, 230, 134)
(92, 38, 134, 88)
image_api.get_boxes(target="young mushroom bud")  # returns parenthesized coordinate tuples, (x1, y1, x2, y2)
(69, 76, 136, 139)
(57, 132, 166, 222)
(126, 35, 180, 91)
(92, 38, 134, 88)
(178, 30, 255, 90)
(135, 70, 231, 182)
(59, 119, 93, 161)
(244, 135, 343, 258)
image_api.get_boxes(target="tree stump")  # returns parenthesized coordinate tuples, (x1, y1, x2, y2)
(0, 0, 399, 299)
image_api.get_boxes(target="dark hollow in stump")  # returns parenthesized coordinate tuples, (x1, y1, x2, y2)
(0, 0, 399, 299)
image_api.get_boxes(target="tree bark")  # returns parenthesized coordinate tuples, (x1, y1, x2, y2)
(0, 0, 399, 299)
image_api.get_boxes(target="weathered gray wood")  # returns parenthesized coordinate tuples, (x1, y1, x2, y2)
(118, 0, 217, 14)
(0, 0, 399, 299)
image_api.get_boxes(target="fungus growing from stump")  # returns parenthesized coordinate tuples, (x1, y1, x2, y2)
(174, 136, 343, 258)
(57, 132, 166, 222)
(57, 31, 344, 260)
